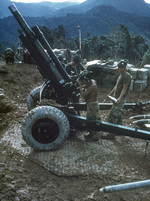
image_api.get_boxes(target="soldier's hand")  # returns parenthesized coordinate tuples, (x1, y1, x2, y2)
(116, 98, 121, 103)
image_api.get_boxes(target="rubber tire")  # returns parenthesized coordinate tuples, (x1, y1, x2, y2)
(21, 106, 70, 151)
(27, 86, 41, 111)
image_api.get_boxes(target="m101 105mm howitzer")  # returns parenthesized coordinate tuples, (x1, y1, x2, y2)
(8, 3, 150, 151)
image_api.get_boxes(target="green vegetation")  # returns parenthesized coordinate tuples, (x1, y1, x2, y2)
(38, 24, 149, 65)
(80, 24, 149, 64)
(0, 22, 149, 66)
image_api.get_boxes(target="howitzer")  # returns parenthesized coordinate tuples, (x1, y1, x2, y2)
(9, 3, 150, 151)
(9, 3, 76, 105)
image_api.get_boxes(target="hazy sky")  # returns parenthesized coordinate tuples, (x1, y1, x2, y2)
(11, 0, 150, 3)
(11, 0, 87, 3)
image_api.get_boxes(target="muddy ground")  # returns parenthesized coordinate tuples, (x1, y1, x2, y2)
(1, 61, 150, 201)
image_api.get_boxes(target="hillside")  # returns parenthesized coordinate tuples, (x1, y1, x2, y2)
(53, 0, 150, 17)
(83, 0, 150, 17)
(1, 0, 150, 18)
(2, 5, 150, 47)
(0, 0, 79, 18)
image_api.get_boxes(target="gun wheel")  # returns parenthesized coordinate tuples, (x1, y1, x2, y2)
(27, 86, 41, 111)
(21, 106, 70, 151)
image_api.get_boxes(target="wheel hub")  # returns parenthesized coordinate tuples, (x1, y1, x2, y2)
(32, 118, 59, 144)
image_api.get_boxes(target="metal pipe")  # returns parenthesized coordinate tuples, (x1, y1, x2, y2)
(71, 101, 149, 111)
(99, 120, 150, 140)
(130, 114, 150, 120)
(66, 113, 150, 141)
(133, 119, 150, 125)
(32, 25, 71, 82)
(9, 4, 34, 39)
(100, 179, 150, 193)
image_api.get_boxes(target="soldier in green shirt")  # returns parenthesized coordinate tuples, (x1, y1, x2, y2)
(65, 54, 85, 81)
(102, 59, 132, 139)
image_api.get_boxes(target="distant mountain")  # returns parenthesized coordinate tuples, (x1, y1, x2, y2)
(53, 0, 150, 18)
(45, 5, 150, 39)
(1, 0, 150, 19)
(0, 0, 79, 18)
(2, 5, 150, 47)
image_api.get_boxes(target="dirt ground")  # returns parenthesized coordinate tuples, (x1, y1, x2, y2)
(1, 61, 150, 201)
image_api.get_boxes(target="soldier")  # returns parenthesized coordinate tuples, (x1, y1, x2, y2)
(77, 70, 100, 141)
(102, 59, 132, 139)
(5, 48, 14, 64)
(14, 47, 24, 62)
(58, 54, 65, 68)
(65, 54, 85, 81)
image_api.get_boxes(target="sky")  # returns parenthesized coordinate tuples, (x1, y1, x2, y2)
(10, 0, 150, 3)
(11, 0, 87, 3)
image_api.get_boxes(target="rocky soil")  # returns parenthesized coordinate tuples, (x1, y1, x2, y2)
(1, 61, 150, 201)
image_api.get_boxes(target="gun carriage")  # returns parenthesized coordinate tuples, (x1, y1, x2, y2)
(9, 4, 150, 151)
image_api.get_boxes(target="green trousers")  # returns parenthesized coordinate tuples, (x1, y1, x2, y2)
(86, 102, 99, 120)
(108, 98, 126, 125)
(86, 102, 99, 136)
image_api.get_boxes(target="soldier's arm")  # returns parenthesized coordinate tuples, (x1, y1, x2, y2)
(79, 85, 94, 99)
(108, 86, 116, 96)
(117, 84, 128, 103)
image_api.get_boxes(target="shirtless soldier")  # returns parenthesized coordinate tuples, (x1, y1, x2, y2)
(77, 70, 99, 141)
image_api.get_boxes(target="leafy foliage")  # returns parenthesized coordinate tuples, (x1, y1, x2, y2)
(77, 24, 149, 63)
(38, 24, 149, 65)
(141, 50, 150, 66)
(0, 15, 149, 66)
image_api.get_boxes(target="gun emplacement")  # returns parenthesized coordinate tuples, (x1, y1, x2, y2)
(9, 3, 150, 151)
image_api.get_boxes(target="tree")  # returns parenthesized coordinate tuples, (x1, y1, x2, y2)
(80, 24, 149, 63)
(39, 26, 54, 47)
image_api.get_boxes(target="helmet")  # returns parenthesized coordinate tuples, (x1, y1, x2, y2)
(72, 54, 81, 64)
(78, 70, 93, 81)
(58, 54, 64, 61)
(118, 59, 127, 68)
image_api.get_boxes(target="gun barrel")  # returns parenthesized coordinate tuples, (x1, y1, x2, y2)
(100, 179, 150, 193)
(32, 25, 71, 82)
(9, 3, 64, 84)
(9, 3, 34, 38)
